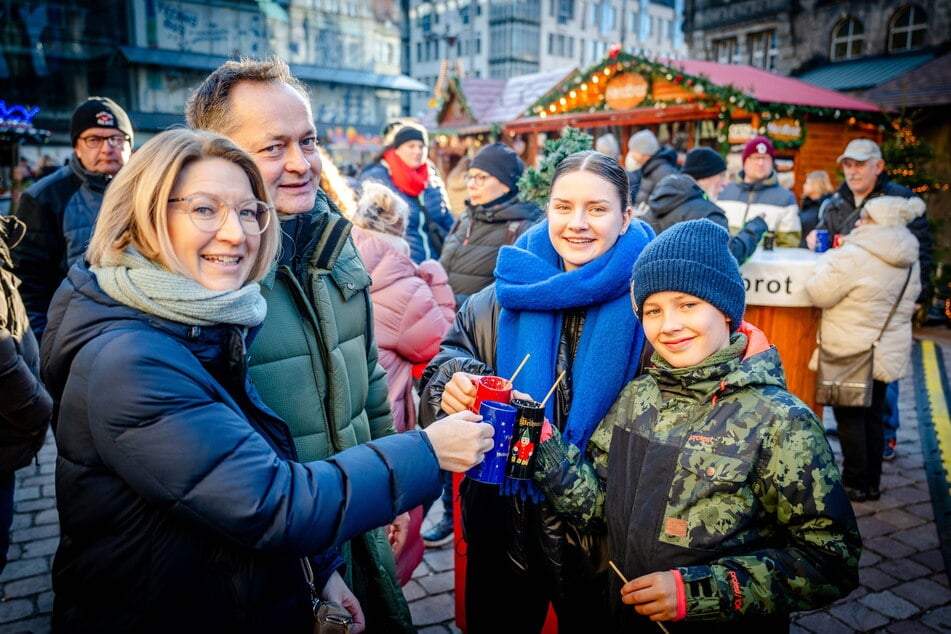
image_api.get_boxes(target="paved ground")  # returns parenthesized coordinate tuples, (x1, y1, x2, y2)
(1, 326, 950, 633)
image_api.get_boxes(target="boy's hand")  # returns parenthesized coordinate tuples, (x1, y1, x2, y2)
(620, 570, 678, 622)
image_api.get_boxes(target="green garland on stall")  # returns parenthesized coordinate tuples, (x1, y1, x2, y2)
(517, 127, 594, 208)
(528, 50, 877, 147)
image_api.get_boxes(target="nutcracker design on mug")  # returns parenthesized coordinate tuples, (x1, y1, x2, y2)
(506, 398, 545, 480)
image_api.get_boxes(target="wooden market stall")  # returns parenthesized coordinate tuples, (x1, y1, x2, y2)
(505, 49, 885, 196)
(419, 67, 577, 179)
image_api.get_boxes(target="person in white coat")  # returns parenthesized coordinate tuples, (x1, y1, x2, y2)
(805, 195, 924, 502)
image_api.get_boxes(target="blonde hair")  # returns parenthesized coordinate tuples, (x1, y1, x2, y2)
(353, 180, 409, 236)
(318, 145, 358, 218)
(805, 170, 835, 196)
(87, 128, 279, 282)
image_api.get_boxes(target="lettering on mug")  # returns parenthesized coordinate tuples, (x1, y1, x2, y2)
(743, 276, 793, 295)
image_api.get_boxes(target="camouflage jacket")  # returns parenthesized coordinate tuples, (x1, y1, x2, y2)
(533, 327, 861, 628)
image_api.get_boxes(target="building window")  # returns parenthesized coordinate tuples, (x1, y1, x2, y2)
(555, 0, 574, 24)
(889, 5, 927, 52)
(831, 18, 864, 60)
(713, 37, 738, 63)
(599, 1, 615, 34)
(748, 30, 777, 70)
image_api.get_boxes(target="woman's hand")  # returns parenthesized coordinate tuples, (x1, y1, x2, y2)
(619, 570, 678, 622)
(440, 371, 480, 414)
(321, 570, 366, 633)
(387, 512, 410, 558)
(423, 410, 494, 472)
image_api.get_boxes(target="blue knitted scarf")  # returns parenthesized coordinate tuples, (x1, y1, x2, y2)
(493, 219, 653, 500)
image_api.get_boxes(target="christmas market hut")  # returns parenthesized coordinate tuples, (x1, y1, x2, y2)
(506, 48, 885, 195)
(418, 66, 576, 177)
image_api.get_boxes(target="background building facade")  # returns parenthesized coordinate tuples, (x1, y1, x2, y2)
(0, 0, 423, 173)
(406, 0, 686, 115)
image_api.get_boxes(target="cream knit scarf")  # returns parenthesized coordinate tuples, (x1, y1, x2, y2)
(91, 248, 266, 327)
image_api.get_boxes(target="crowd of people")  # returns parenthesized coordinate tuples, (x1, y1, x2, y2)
(0, 56, 938, 632)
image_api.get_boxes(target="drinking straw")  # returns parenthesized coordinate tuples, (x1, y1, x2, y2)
(508, 353, 531, 384)
(539, 370, 567, 407)
(609, 560, 670, 634)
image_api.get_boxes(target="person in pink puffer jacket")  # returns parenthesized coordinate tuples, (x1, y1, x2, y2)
(351, 181, 456, 585)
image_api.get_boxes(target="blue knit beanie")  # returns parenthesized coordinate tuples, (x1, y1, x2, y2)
(631, 219, 745, 332)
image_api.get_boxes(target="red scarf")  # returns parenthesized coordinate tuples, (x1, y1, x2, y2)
(384, 148, 429, 197)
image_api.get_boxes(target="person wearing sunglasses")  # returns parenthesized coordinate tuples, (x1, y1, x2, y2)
(13, 97, 134, 343)
(40, 128, 494, 632)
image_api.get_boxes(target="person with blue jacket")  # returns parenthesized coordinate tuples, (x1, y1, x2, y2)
(40, 128, 494, 633)
(359, 119, 454, 263)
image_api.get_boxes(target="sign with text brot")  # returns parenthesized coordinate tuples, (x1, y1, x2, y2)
(740, 247, 819, 307)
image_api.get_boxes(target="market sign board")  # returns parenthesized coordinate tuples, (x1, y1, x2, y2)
(605, 73, 648, 110)
(766, 117, 803, 143)
(650, 77, 694, 103)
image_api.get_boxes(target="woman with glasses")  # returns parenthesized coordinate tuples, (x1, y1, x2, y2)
(420, 150, 654, 632)
(439, 142, 543, 309)
(40, 128, 495, 633)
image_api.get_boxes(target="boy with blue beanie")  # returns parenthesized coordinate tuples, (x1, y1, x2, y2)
(531, 219, 860, 630)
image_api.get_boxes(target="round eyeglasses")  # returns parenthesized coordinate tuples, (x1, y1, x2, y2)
(168, 194, 272, 235)
(464, 172, 490, 186)
(79, 134, 130, 149)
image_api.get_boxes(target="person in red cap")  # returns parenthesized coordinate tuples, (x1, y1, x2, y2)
(717, 135, 801, 249)
(13, 96, 134, 342)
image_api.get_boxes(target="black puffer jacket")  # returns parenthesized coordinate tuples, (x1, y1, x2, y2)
(816, 174, 932, 304)
(645, 174, 766, 264)
(633, 146, 679, 207)
(0, 216, 52, 472)
(439, 193, 542, 306)
(418, 285, 599, 580)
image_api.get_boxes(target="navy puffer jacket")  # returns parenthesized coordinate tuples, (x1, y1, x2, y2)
(41, 263, 442, 633)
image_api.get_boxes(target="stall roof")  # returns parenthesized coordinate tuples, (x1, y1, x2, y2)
(795, 53, 934, 93)
(860, 51, 951, 109)
(421, 66, 576, 132)
(666, 59, 881, 112)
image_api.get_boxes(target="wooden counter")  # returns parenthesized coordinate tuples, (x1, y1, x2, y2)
(740, 247, 821, 415)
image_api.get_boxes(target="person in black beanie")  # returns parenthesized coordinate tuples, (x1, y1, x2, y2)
(423, 141, 543, 547)
(13, 96, 134, 342)
(643, 146, 766, 263)
(531, 218, 860, 631)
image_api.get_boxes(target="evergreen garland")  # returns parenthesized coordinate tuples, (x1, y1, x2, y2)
(517, 127, 594, 208)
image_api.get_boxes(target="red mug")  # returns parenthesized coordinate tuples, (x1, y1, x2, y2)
(470, 376, 512, 414)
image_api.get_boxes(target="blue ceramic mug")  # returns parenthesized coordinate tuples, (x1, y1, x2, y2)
(467, 400, 517, 485)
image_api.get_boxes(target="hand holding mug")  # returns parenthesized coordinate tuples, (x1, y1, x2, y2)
(440, 371, 481, 414)
(805, 229, 817, 251)
(423, 409, 494, 472)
